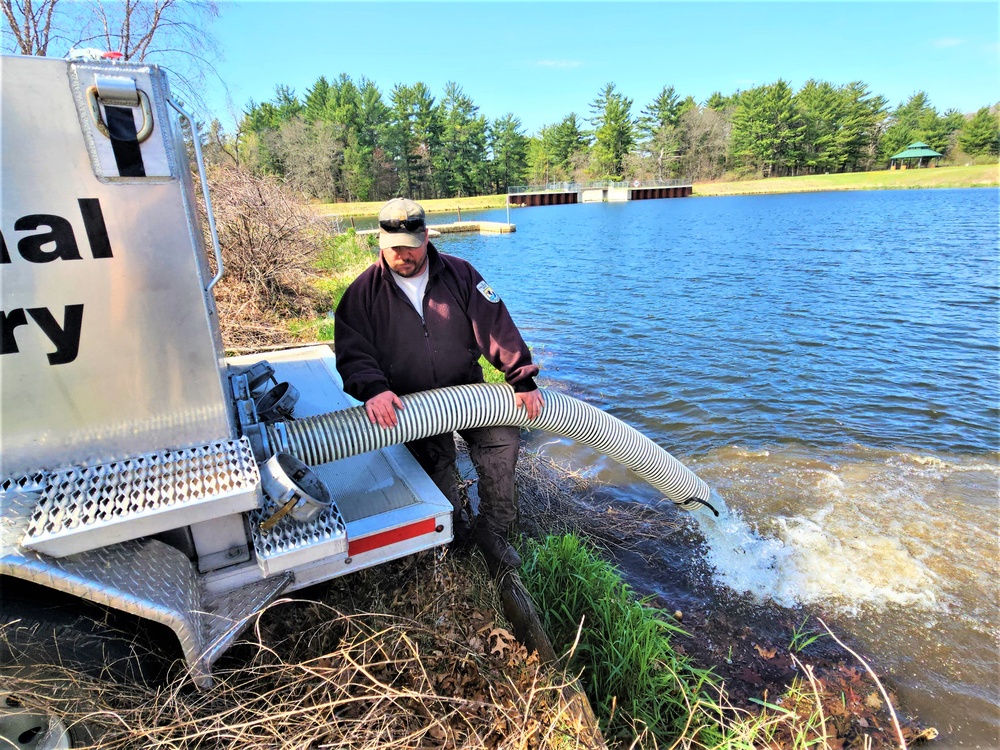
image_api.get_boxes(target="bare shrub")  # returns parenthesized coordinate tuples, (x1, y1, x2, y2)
(274, 117, 345, 202)
(205, 163, 333, 351)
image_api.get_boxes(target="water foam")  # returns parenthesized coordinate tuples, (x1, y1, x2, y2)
(693, 454, 946, 615)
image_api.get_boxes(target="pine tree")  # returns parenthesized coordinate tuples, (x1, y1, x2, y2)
(729, 80, 804, 176)
(302, 76, 331, 124)
(589, 83, 635, 178)
(488, 114, 529, 192)
(959, 107, 1000, 156)
(437, 82, 488, 197)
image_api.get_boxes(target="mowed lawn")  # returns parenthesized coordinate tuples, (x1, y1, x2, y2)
(692, 163, 998, 196)
(313, 164, 998, 218)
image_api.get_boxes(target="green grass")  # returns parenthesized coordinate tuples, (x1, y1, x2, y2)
(788, 616, 827, 654)
(479, 356, 505, 384)
(518, 533, 870, 748)
(289, 230, 376, 341)
(693, 163, 998, 197)
(314, 229, 378, 275)
(520, 534, 726, 745)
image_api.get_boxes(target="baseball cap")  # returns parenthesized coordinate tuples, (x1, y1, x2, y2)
(378, 198, 426, 250)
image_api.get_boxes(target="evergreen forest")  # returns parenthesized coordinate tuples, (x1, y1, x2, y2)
(230, 75, 1000, 203)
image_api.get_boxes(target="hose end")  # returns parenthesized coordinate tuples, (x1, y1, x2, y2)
(686, 496, 720, 517)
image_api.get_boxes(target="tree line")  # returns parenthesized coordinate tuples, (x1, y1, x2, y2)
(232, 75, 999, 203)
(5, 0, 996, 203)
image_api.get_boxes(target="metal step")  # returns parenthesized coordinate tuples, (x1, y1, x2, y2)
(249, 500, 348, 577)
(18, 437, 261, 557)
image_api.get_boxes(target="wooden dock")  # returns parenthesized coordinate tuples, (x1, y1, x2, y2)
(431, 221, 513, 235)
(508, 180, 692, 207)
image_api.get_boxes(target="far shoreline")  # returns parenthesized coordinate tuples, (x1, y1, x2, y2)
(314, 163, 998, 218)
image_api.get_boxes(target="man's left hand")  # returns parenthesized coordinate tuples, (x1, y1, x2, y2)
(515, 390, 544, 420)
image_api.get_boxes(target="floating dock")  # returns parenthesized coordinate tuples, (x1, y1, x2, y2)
(508, 180, 692, 207)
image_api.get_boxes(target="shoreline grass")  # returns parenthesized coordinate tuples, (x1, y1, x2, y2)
(517, 531, 924, 748)
(315, 194, 509, 219)
(521, 533, 725, 745)
(313, 164, 997, 218)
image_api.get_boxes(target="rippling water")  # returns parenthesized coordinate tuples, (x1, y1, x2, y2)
(436, 188, 999, 748)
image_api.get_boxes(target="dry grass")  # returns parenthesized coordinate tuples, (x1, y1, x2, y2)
(9, 551, 597, 749)
(514, 448, 683, 557)
(314, 195, 510, 219)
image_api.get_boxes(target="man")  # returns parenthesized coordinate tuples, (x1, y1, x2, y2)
(334, 198, 544, 568)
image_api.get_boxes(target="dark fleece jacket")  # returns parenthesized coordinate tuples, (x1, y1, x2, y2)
(334, 242, 538, 403)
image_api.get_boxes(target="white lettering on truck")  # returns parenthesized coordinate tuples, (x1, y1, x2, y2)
(0, 198, 112, 365)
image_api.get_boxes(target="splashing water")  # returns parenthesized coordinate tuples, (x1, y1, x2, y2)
(687, 443, 999, 744)
(688, 444, 983, 615)
(694, 483, 941, 614)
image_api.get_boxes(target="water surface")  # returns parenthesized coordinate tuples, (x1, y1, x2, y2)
(437, 188, 999, 748)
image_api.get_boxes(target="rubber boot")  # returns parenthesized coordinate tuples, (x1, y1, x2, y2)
(474, 524, 521, 569)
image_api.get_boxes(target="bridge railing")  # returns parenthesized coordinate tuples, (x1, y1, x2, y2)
(508, 178, 689, 195)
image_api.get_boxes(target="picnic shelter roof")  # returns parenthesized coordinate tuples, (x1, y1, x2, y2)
(890, 141, 943, 160)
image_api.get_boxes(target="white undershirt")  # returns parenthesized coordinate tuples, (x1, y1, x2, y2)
(390, 267, 429, 320)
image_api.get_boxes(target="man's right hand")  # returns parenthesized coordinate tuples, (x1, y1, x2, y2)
(365, 390, 404, 428)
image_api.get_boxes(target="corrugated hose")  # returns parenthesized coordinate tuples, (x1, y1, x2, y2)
(266, 383, 716, 515)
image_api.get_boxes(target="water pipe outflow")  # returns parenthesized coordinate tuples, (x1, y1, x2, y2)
(265, 383, 711, 512)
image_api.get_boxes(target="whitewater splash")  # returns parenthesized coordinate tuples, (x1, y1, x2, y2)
(685, 445, 986, 616)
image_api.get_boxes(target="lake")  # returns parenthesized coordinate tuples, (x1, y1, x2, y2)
(433, 187, 999, 748)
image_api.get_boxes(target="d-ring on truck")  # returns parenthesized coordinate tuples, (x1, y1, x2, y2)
(0, 54, 713, 746)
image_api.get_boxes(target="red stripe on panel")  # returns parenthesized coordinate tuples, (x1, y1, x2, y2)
(348, 518, 439, 556)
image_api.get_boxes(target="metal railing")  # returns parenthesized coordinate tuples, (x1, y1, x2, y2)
(508, 178, 690, 195)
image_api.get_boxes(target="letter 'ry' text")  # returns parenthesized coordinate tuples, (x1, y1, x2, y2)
(1, 198, 113, 366)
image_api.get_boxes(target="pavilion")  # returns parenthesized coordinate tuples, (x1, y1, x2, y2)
(888, 141, 942, 170)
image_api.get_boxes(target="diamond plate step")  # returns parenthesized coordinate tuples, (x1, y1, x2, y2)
(20, 437, 262, 557)
(250, 499, 348, 576)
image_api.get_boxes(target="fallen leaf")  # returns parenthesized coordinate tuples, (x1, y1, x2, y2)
(427, 723, 446, 741)
(865, 692, 883, 709)
(754, 644, 778, 659)
(826, 699, 849, 718)
(489, 627, 516, 657)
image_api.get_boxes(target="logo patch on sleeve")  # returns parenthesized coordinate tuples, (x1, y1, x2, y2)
(477, 280, 501, 303)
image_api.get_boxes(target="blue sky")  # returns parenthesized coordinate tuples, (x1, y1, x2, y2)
(205, 2, 999, 134)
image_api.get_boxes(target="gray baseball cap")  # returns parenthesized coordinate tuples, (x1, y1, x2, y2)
(378, 198, 426, 250)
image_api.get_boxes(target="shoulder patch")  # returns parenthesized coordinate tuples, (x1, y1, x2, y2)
(476, 280, 501, 304)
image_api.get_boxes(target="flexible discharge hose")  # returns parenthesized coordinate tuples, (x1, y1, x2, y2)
(266, 383, 713, 513)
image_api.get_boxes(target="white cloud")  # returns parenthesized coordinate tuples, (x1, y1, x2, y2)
(932, 37, 966, 48)
(535, 59, 584, 69)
